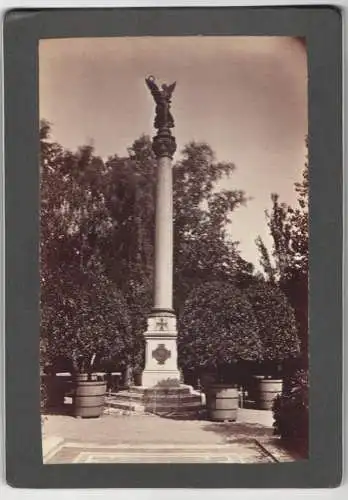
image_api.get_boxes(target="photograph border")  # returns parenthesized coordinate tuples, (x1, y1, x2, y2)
(4, 6, 342, 488)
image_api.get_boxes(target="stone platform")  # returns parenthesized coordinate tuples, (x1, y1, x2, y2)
(106, 384, 202, 417)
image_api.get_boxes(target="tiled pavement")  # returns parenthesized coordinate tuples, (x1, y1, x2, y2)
(46, 442, 275, 464)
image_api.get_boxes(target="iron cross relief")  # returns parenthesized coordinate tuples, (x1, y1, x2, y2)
(156, 318, 168, 331)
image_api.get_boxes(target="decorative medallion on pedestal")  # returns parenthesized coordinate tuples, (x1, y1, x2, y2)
(152, 344, 171, 365)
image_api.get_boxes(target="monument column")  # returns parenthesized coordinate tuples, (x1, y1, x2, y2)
(109, 76, 200, 415)
(142, 77, 181, 387)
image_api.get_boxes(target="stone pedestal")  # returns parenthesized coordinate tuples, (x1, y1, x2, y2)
(142, 311, 180, 387)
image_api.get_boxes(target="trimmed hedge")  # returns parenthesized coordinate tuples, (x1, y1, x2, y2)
(41, 259, 132, 375)
(247, 282, 301, 364)
(178, 281, 263, 378)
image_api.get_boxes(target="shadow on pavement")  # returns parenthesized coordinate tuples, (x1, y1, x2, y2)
(280, 438, 308, 459)
(150, 408, 208, 421)
(201, 421, 273, 442)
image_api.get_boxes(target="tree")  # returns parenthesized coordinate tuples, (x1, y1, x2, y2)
(101, 137, 253, 317)
(40, 124, 256, 376)
(255, 236, 277, 284)
(41, 258, 132, 375)
(246, 281, 301, 375)
(256, 158, 308, 283)
(256, 158, 308, 362)
(178, 281, 263, 381)
(40, 123, 132, 374)
(173, 142, 251, 310)
(40, 122, 114, 284)
(100, 137, 156, 378)
(102, 135, 156, 288)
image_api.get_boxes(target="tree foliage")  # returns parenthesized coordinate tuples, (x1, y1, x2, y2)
(173, 142, 251, 309)
(40, 122, 132, 373)
(273, 369, 309, 446)
(102, 135, 156, 287)
(256, 158, 308, 283)
(256, 155, 308, 362)
(246, 281, 300, 366)
(100, 136, 156, 371)
(41, 258, 132, 373)
(40, 122, 255, 373)
(101, 137, 253, 313)
(40, 122, 114, 279)
(178, 281, 263, 375)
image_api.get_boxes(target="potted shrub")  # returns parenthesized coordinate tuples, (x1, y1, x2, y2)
(72, 354, 107, 418)
(40, 131, 136, 416)
(41, 259, 132, 418)
(178, 281, 263, 421)
(247, 282, 301, 409)
(133, 368, 143, 387)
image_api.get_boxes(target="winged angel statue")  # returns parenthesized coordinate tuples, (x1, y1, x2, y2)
(145, 76, 176, 130)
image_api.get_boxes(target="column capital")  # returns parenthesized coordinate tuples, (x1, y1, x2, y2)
(152, 129, 177, 159)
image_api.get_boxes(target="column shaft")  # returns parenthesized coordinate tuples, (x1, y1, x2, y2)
(153, 155, 173, 310)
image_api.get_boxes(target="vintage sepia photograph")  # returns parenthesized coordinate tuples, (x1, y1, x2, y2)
(39, 36, 308, 465)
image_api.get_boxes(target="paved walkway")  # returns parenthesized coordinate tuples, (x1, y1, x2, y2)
(41, 409, 299, 464)
(43, 408, 274, 445)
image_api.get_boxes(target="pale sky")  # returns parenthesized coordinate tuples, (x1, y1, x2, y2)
(39, 36, 308, 268)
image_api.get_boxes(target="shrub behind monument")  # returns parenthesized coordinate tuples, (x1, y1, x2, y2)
(41, 258, 132, 376)
(178, 281, 263, 383)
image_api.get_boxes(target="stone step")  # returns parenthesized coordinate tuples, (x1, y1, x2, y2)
(110, 392, 145, 401)
(106, 399, 202, 414)
(108, 392, 202, 405)
(129, 386, 193, 396)
(106, 401, 145, 413)
(145, 394, 202, 402)
(106, 387, 203, 416)
(105, 383, 203, 417)
(144, 400, 202, 408)
(111, 388, 202, 398)
(108, 400, 202, 410)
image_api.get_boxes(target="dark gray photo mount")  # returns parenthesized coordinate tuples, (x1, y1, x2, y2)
(3, 6, 342, 489)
